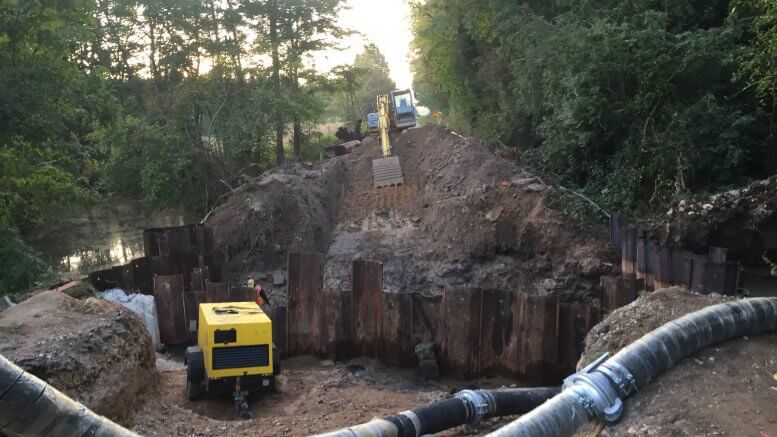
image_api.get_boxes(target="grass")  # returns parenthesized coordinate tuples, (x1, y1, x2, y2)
(63, 281, 93, 298)
(0, 325, 22, 335)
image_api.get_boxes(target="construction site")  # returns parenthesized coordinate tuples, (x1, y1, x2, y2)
(3, 1, 777, 434)
(2, 122, 777, 437)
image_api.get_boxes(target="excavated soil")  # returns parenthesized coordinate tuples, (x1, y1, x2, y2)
(0, 290, 156, 423)
(210, 125, 612, 303)
(580, 288, 777, 436)
(130, 357, 448, 436)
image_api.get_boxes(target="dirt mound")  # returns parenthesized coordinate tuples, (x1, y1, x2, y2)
(0, 290, 156, 423)
(580, 288, 777, 436)
(210, 125, 612, 300)
(656, 176, 777, 265)
(209, 160, 348, 273)
(325, 126, 611, 298)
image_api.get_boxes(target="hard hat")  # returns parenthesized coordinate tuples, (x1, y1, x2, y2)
(247, 279, 255, 288)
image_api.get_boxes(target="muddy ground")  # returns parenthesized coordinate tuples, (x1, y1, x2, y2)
(0, 291, 156, 422)
(581, 288, 777, 436)
(210, 125, 613, 304)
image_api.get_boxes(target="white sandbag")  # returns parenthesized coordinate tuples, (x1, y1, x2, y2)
(102, 288, 162, 349)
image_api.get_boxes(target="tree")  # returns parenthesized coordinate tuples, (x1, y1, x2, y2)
(410, 0, 777, 212)
(353, 44, 396, 119)
(283, 0, 349, 161)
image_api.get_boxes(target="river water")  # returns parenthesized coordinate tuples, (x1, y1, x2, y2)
(22, 199, 198, 278)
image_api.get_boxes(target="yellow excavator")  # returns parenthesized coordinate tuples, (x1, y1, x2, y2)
(372, 90, 416, 188)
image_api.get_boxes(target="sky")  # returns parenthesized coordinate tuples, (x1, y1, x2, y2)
(311, 0, 416, 90)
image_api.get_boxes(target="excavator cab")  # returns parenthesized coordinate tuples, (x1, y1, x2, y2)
(372, 94, 404, 188)
(391, 89, 417, 130)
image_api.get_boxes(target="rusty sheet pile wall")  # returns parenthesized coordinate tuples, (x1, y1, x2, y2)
(88, 225, 253, 345)
(601, 214, 741, 313)
(279, 253, 600, 383)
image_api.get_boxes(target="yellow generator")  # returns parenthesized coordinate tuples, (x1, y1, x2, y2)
(185, 302, 279, 419)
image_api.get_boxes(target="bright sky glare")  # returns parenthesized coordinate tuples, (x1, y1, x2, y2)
(311, 0, 415, 90)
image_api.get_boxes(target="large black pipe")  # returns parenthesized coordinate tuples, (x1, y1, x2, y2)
(489, 297, 777, 436)
(315, 387, 560, 437)
(0, 354, 138, 437)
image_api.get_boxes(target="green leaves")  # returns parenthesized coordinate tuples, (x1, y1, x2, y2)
(411, 0, 777, 213)
(0, 227, 53, 297)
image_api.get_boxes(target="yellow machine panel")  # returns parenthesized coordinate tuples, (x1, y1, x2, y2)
(198, 302, 274, 379)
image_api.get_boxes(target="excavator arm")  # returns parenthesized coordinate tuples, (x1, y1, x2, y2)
(372, 94, 404, 188)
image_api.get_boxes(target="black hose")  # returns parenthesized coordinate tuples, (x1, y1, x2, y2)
(0, 354, 138, 437)
(315, 387, 560, 437)
(488, 297, 777, 436)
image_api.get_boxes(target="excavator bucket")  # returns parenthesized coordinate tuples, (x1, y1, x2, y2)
(372, 156, 404, 188)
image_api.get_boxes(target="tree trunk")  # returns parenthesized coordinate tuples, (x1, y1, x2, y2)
(270, 0, 284, 166)
(292, 64, 302, 161)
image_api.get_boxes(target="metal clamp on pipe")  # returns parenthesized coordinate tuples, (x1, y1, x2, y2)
(562, 352, 635, 422)
(455, 390, 495, 425)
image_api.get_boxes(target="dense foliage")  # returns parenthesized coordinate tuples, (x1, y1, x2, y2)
(0, 0, 398, 230)
(0, 0, 398, 295)
(411, 0, 777, 212)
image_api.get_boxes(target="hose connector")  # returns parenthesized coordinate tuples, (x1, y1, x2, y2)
(455, 389, 495, 425)
(563, 352, 633, 422)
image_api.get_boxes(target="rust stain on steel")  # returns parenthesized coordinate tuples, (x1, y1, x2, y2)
(412, 294, 442, 347)
(515, 292, 559, 383)
(143, 228, 163, 257)
(271, 306, 288, 358)
(479, 289, 516, 376)
(646, 240, 659, 291)
(600, 276, 639, 313)
(154, 274, 189, 345)
(439, 287, 482, 378)
(381, 292, 414, 367)
(191, 267, 207, 292)
(120, 264, 136, 292)
(131, 257, 152, 294)
(205, 280, 229, 303)
(182, 291, 200, 340)
(287, 253, 324, 356)
(610, 213, 625, 254)
(653, 245, 673, 290)
(671, 248, 693, 287)
(621, 227, 637, 275)
(351, 260, 384, 360)
(635, 237, 648, 285)
(281, 253, 604, 383)
(89, 268, 121, 291)
(558, 303, 600, 376)
(689, 254, 710, 294)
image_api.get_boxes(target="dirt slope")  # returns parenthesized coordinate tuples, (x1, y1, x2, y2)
(0, 290, 156, 423)
(580, 288, 777, 436)
(210, 125, 612, 301)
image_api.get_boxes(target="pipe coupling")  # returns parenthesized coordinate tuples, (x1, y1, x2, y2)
(455, 389, 494, 425)
(564, 352, 633, 422)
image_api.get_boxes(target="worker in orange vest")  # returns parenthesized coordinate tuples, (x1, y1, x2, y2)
(247, 279, 271, 306)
